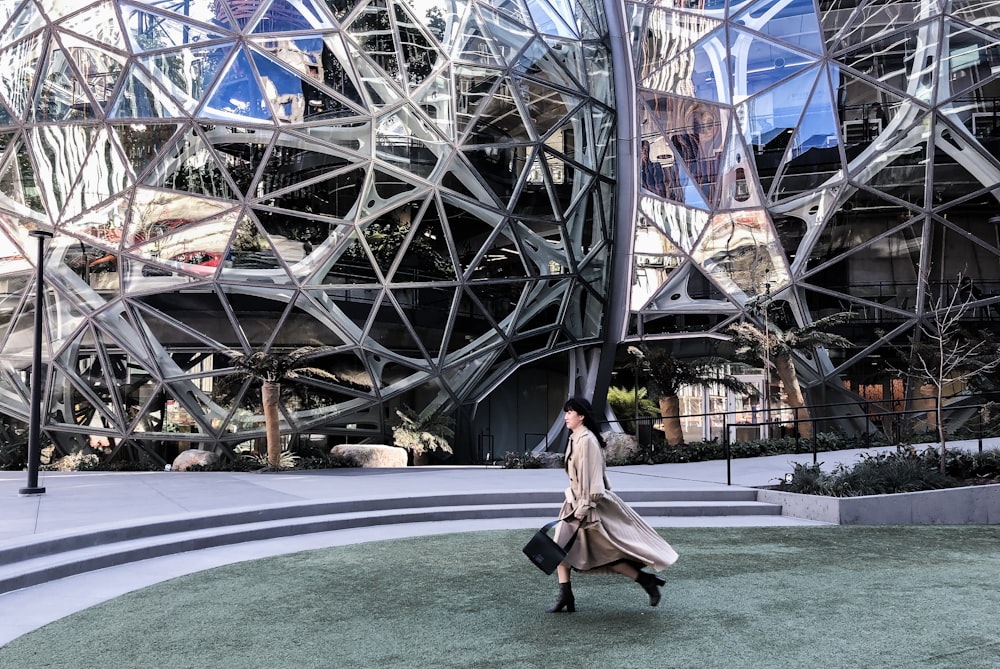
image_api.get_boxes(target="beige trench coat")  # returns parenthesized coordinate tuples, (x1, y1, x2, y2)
(553, 427, 679, 573)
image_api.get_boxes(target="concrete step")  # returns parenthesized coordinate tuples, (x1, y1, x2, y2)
(0, 491, 783, 596)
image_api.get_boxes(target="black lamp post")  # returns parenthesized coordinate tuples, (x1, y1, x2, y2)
(19, 230, 52, 497)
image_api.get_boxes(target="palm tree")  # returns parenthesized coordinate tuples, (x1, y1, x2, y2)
(728, 311, 852, 438)
(224, 347, 339, 469)
(632, 346, 755, 446)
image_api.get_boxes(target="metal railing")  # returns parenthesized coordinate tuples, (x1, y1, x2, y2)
(606, 394, 998, 485)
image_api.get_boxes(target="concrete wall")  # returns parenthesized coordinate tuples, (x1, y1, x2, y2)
(758, 484, 1000, 525)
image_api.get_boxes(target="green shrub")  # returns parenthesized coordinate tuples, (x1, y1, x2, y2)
(502, 452, 545, 469)
(778, 447, 1000, 496)
(0, 442, 27, 471)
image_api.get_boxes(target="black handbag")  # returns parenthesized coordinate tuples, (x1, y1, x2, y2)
(522, 516, 580, 575)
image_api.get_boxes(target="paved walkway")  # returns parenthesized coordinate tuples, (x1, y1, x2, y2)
(0, 445, 915, 646)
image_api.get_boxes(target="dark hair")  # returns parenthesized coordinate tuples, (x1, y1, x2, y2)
(563, 396, 606, 449)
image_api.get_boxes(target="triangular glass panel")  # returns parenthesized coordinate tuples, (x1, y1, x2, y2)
(133, 209, 238, 273)
(365, 293, 430, 361)
(132, 296, 236, 358)
(466, 219, 530, 281)
(340, 35, 402, 107)
(0, 33, 44, 120)
(729, 27, 817, 98)
(638, 197, 708, 254)
(345, 0, 403, 88)
(390, 197, 457, 282)
(165, 43, 239, 114)
(1, 1, 45, 46)
(804, 219, 924, 317)
(940, 23, 999, 101)
(484, 0, 531, 27)
(477, 5, 534, 64)
(265, 164, 367, 220)
(0, 137, 46, 214)
(462, 77, 533, 144)
(715, 124, 763, 211)
(930, 120, 1000, 210)
(631, 226, 684, 312)
(732, 0, 823, 55)
(250, 35, 365, 118)
(29, 125, 101, 215)
(513, 278, 567, 331)
(202, 47, 276, 123)
(369, 166, 424, 206)
(61, 129, 133, 222)
(213, 136, 267, 197)
(394, 1, 446, 93)
(512, 37, 584, 93)
(574, 0, 603, 41)
(454, 66, 505, 140)
(125, 189, 224, 247)
(145, 127, 238, 200)
(514, 74, 581, 139)
(930, 213, 1000, 293)
(57, 1, 125, 50)
(637, 8, 722, 83)
(46, 280, 91, 353)
(527, 0, 578, 39)
(463, 283, 521, 338)
(31, 45, 99, 121)
(0, 285, 50, 364)
(356, 204, 418, 279)
(644, 26, 727, 103)
(323, 226, 381, 284)
(691, 208, 790, 298)
(836, 23, 934, 98)
(47, 367, 121, 431)
(375, 107, 444, 180)
(59, 35, 127, 113)
(120, 3, 229, 52)
(386, 286, 458, 361)
(835, 71, 914, 157)
(111, 123, 182, 178)
(860, 137, 928, 210)
(109, 64, 184, 119)
(509, 150, 560, 219)
(249, 0, 334, 33)
(411, 70, 454, 139)
(451, 6, 503, 66)
(224, 215, 293, 277)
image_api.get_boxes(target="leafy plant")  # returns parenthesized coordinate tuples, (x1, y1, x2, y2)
(391, 406, 454, 457)
(606, 386, 659, 435)
(234, 442, 300, 469)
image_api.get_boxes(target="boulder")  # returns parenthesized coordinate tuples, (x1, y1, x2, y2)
(172, 449, 220, 471)
(331, 444, 408, 468)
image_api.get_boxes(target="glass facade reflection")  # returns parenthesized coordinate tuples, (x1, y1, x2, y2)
(629, 0, 1000, 417)
(3, 0, 1000, 463)
(0, 0, 614, 462)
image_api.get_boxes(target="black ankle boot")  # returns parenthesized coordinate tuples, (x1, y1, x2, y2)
(547, 582, 575, 613)
(635, 571, 664, 607)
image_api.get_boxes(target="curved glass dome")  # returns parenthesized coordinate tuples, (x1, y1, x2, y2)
(627, 0, 1000, 414)
(0, 0, 615, 460)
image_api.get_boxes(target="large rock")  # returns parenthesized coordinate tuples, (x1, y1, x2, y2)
(331, 444, 408, 468)
(172, 449, 220, 471)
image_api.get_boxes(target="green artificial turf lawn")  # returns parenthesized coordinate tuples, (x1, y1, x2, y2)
(2, 526, 999, 669)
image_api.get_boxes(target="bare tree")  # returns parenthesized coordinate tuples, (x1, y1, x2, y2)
(885, 274, 1000, 473)
(728, 311, 852, 438)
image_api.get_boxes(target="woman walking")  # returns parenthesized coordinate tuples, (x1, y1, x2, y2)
(548, 397, 679, 613)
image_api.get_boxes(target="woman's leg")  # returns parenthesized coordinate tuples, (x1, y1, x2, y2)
(547, 563, 575, 613)
(611, 561, 664, 607)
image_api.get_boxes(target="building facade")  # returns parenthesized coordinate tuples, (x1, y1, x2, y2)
(1, 0, 998, 463)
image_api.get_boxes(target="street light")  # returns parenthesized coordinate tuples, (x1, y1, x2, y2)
(19, 230, 53, 497)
